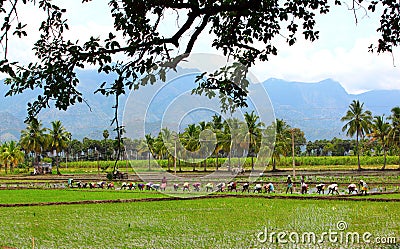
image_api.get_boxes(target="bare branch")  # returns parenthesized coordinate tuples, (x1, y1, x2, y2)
(185, 14, 210, 54)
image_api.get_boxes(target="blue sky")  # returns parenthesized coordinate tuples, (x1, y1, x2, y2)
(4, 1, 400, 94)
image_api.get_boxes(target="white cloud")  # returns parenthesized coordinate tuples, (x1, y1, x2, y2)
(250, 5, 400, 94)
(1, 1, 399, 94)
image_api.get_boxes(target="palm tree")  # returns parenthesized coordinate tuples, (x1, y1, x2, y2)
(223, 118, 249, 171)
(0, 141, 24, 174)
(369, 115, 391, 170)
(341, 100, 372, 170)
(48, 120, 71, 175)
(0, 144, 9, 174)
(222, 120, 233, 171)
(19, 119, 47, 167)
(213, 130, 225, 171)
(145, 134, 155, 171)
(182, 124, 200, 171)
(388, 106, 400, 168)
(210, 115, 225, 170)
(152, 128, 173, 171)
(211, 114, 223, 130)
(162, 128, 175, 171)
(198, 121, 209, 131)
(197, 121, 211, 171)
(271, 119, 291, 171)
(244, 111, 264, 170)
(4, 141, 24, 173)
(153, 136, 166, 160)
(136, 138, 149, 160)
(0, 143, 7, 173)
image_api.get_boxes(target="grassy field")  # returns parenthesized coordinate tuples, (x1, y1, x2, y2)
(5, 156, 400, 176)
(0, 190, 399, 248)
(0, 189, 166, 204)
(0, 171, 399, 248)
(1, 189, 400, 204)
(353, 193, 400, 199)
(46, 155, 400, 175)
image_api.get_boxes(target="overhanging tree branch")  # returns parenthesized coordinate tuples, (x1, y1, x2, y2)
(185, 14, 210, 54)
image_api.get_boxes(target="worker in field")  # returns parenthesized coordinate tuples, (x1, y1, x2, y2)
(264, 183, 274, 193)
(68, 178, 74, 188)
(348, 183, 358, 194)
(327, 183, 339, 195)
(286, 175, 293, 194)
(205, 182, 214, 192)
(316, 183, 325, 194)
(161, 176, 167, 191)
(359, 180, 368, 195)
(300, 175, 308, 194)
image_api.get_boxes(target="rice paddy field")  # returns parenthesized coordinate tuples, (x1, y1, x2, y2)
(0, 189, 165, 204)
(0, 187, 399, 249)
(56, 156, 400, 172)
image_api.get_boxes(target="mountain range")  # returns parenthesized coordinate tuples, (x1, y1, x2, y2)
(0, 70, 399, 142)
(264, 78, 399, 140)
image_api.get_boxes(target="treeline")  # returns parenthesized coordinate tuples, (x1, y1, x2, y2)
(340, 101, 400, 170)
(272, 155, 400, 167)
(0, 141, 24, 173)
(1, 100, 400, 173)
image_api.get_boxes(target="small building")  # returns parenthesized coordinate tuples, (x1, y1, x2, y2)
(33, 162, 52, 175)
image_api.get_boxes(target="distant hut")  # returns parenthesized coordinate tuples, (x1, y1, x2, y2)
(33, 162, 52, 175)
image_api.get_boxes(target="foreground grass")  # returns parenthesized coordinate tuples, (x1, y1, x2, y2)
(353, 193, 400, 199)
(1, 188, 400, 205)
(0, 189, 166, 204)
(0, 197, 399, 248)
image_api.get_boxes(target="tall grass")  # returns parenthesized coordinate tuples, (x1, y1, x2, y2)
(59, 155, 400, 172)
(277, 155, 400, 167)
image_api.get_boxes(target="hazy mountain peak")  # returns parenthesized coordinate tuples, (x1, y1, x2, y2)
(0, 72, 399, 141)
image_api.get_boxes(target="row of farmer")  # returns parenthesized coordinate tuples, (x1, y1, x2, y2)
(68, 176, 368, 195)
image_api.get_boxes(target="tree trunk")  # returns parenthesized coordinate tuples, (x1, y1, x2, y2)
(228, 153, 231, 172)
(250, 136, 254, 170)
(356, 130, 362, 170)
(216, 153, 219, 171)
(397, 144, 400, 169)
(56, 155, 61, 175)
(272, 158, 276, 171)
(167, 157, 170, 171)
(35, 152, 39, 166)
(382, 149, 387, 170)
(148, 152, 151, 171)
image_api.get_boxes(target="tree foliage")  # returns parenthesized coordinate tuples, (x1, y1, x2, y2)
(0, 1, 398, 167)
(0, 141, 24, 173)
(19, 118, 47, 164)
(341, 100, 373, 170)
(0, 0, 398, 121)
(48, 120, 71, 174)
(368, 115, 391, 169)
